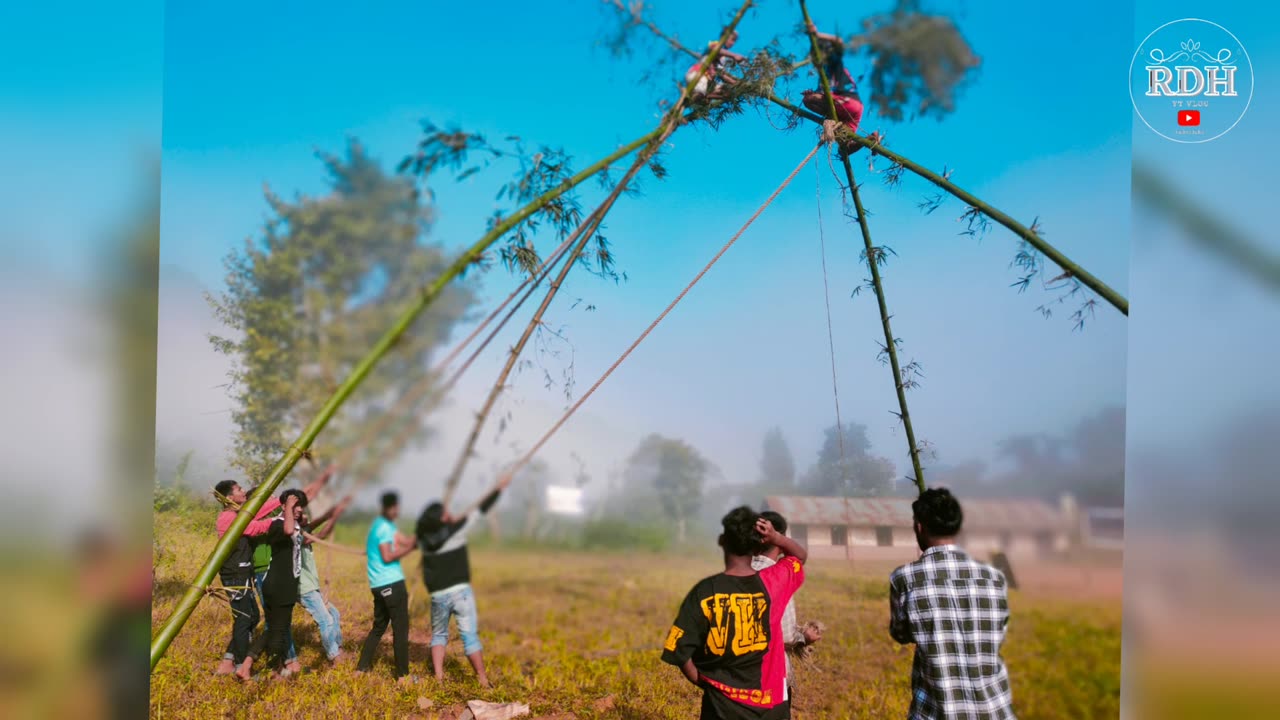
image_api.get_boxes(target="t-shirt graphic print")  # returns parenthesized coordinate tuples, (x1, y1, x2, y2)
(661, 556, 804, 719)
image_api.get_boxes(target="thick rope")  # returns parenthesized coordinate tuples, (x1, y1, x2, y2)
(457, 142, 822, 515)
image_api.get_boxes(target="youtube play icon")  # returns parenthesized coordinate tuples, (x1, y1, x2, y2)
(1177, 110, 1201, 126)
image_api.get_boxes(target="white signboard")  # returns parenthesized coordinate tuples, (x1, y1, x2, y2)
(545, 485, 585, 516)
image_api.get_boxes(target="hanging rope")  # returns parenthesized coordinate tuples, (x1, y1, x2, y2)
(815, 146, 848, 475)
(815, 143, 866, 655)
(304, 532, 366, 557)
(455, 142, 823, 516)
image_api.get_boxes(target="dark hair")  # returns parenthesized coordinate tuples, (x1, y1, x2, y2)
(280, 489, 308, 508)
(380, 491, 399, 511)
(759, 510, 787, 535)
(214, 480, 237, 500)
(720, 505, 765, 557)
(416, 501, 445, 538)
(912, 487, 963, 537)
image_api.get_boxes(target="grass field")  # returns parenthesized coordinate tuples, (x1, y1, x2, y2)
(151, 510, 1121, 719)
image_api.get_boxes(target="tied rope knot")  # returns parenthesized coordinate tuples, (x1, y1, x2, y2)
(820, 120, 840, 146)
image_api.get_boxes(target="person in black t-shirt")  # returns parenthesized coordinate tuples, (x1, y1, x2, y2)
(235, 489, 306, 681)
(661, 506, 808, 720)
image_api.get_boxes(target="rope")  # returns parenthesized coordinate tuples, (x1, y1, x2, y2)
(802, 0, 866, 662)
(304, 533, 366, 557)
(334, 226, 586, 498)
(459, 142, 822, 515)
(815, 147, 848, 476)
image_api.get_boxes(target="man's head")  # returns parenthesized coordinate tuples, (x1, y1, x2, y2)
(214, 480, 246, 507)
(758, 510, 788, 559)
(381, 491, 400, 521)
(718, 505, 765, 560)
(416, 501, 445, 539)
(912, 487, 963, 551)
(280, 489, 308, 520)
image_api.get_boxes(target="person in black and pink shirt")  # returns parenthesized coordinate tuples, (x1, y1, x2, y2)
(800, 20, 866, 156)
(661, 506, 807, 720)
(235, 489, 308, 681)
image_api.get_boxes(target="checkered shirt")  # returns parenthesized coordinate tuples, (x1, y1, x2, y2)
(889, 545, 1015, 719)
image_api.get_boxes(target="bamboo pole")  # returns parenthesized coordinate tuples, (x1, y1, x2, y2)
(330, 213, 584, 483)
(772, 100, 1129, 316)
(453, 142, 823, 520)
(1132, 161, 1280, 292)
(439, 1, 758, 510)
(625, 11, 1129, 317)
(800, 0, 926, 493)
(341, 229, 579, 500)
(149, 127, 663, 672)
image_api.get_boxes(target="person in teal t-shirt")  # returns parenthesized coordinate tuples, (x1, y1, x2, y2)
(355, 491, 418, 680)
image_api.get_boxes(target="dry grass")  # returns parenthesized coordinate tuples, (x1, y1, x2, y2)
(151, 512, 1120, 719)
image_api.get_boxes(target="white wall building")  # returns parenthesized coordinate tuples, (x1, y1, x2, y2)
(763, 495, 1075, 561)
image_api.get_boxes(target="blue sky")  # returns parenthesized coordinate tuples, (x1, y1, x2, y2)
(0, 1, 163, 527)
(1, 2, 162, 284)
(1127, 2, 1280, 474)
(153, 0, 1133, 501)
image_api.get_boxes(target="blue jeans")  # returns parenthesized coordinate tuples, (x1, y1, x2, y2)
(298, 590, 342, 659)
(430, 584, 482, 656)
(254, 571, 296, 662)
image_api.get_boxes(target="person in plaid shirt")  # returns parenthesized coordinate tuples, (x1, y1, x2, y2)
(889, 488, 1015, 719)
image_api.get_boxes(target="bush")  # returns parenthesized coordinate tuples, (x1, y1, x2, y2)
(580, 518, 670, 553)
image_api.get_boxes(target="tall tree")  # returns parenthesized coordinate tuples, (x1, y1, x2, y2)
(758, 427, 797, 487)
(207, 140, 475, 482)
(624, 433, 712, 543)
(801, 422, 896, 497)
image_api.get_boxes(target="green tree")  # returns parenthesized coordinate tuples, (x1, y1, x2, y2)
(758, 427, 797, 487)
(624, 434, 711, 543)
(801, 422, 897, 497)
(207, 140, 475, 482)
(495, 458, 553, 540)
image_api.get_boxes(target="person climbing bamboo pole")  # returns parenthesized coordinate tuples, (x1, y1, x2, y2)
(149, 123, 677, 673)
(619, 8, 1129, 317)
(439, 1, 758, 511)
(800, 0, 927, 494)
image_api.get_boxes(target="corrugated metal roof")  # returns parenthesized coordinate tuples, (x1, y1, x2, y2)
(764, 495, 1068, 531)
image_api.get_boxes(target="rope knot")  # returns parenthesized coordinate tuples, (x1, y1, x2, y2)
(820, 120, 840, 146)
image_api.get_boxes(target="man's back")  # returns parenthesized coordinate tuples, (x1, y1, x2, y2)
(889, 545, 1014, 720)
(365, 516, 405, 588)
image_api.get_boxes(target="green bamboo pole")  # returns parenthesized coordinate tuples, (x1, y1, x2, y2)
(625, 12, 1129, 317)
(440, 1, 757, 510)
(348, 218, 570, 494)
(1132, 161, 1280, 292)
(800, 0, 926, 494)
(441, 138, 653, 509)
(330, 220, 583, 479)
(770, 96, 1128, 316)
(438, 235, 577, 393)
(149, 128, 662, 672)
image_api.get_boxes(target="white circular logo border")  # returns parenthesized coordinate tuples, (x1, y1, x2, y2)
(1128, 17, 1255, 144)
